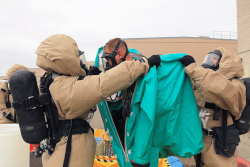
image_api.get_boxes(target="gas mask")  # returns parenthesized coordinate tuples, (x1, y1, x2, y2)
(101, 39, 129, 70)
(79, 50, 86, 69)
(79, 50, 89, 74)
(100, 52, 112, 72)
(201, 50, 222, 71)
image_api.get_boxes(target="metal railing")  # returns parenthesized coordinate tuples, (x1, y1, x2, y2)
(213, 31, 237, 39)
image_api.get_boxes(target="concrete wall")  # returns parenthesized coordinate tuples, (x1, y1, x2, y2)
(124, 37, 237, 65)
(237, 0, 250, 77)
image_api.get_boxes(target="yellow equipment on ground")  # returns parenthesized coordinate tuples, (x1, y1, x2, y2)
(93, 129, 172, 167)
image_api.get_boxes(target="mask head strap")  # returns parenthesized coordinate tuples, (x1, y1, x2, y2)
(102, 39, 128, 68)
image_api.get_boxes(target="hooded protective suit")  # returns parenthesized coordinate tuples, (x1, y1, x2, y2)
(35, 34, 149, 167)
(185, 47, 246, 167)
(0, 64, 29, 124)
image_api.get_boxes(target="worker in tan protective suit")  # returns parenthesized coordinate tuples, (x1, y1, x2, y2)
(0, 64, 29, 124)
(35, 34, 159, 167)
(179, 47, 246, 167)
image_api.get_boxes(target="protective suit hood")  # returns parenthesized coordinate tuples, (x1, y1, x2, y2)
(36, 34, 86, 76)
(6, 64, 29, 81)
(216, 47, 244, 79)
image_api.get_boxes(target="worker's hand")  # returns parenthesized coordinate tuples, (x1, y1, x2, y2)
(179, 55, 195, 67)
(131, 160, 150, 167)
(88, 66, 102, 75)
(147, 55, 161, 69)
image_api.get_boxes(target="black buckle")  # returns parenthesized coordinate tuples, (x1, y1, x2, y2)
(3, 112, 14, 121)
(207, 130, 213, 137)
(26, 96, 39, 109)
(1, 88, 6, 93)
(203, 129, 214, 137)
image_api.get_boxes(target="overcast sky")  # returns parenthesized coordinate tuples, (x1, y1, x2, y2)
(0, 0, 237, 76)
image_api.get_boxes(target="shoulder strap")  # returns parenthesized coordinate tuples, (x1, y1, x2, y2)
(40, 72, 53, 94)
(6, 93, 11, 108)
(40, 72, 59, 153)
(196, 153, 201, 167)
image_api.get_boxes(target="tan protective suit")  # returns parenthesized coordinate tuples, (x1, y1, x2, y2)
(35, 34, 149, 167)
(0, 64, 29, 124)
(185, 47, 246, 167)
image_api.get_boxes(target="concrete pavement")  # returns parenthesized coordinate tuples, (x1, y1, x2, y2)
(238, 131, 250, 162)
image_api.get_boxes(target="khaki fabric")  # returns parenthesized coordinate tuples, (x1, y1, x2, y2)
(36, 34, 149, 166)
(201, 135, 238, 167)
(185, 47, 246, 120)
(36, 34, 86, 76)
(185, 47, 245, 167)
(42, 130, 96, 167)
(216, 47, 244, 79)
(6, 64, 29, 81)
(50, 58, 149, 120)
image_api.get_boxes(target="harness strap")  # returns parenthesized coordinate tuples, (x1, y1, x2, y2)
(12, 95, 41, 110)
(196, 153, 201, 167)
(63, 120, 72, 167)
(6, 92, 17, 123)
(204, 102, 228, 147)
(6, 93, 11, 108)
(56, 119, 91, 167)
(222, 109, 228, 151)
(202, 102, 229, 162)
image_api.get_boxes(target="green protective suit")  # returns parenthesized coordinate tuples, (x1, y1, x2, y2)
(96, 51, 204, 167)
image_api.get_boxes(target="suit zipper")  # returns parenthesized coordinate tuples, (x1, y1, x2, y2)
(105, 100, 129, 162)
(124, 80, 138, 162)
